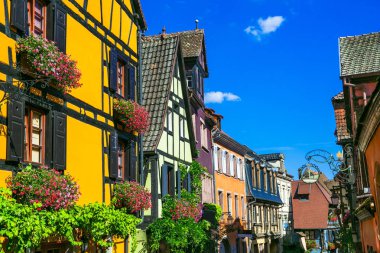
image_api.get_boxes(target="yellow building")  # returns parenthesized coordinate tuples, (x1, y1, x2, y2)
(0, 0, 146, 252)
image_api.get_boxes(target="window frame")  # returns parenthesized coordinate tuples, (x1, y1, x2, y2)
(24, 106, 46, 165)
(117, 140, 126, 180)
(116, 59, 126, 97)
(27, 0, 47, 37)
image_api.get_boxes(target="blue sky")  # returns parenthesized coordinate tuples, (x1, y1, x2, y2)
(141, 0, 380, 178)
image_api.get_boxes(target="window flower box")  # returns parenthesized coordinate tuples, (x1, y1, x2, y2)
(16, 35, 82, 94)
(5, 165, 80, 211)
(111, 181, 151, 214)
(113, 98, 150, 134)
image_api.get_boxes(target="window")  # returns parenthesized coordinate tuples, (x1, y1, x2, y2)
(235, 195, 238, 218)
(222, 151, 227, 174)
(305, 230, 316, 240)
(213, 146, 218, 171)
(162, 164, 175, 197)
(28, 0, 47, 37)
(117, 141, 125, 179)
(257, 206, 261, 223)
(24, 107, 45, 164)
(191, 113, 197, 142)
(237, 159, 241, 179)
(186, 74, 192, 88)
(180, 118, 184, 138)
(200, 121, 208, 149)
(230, 155, 234, 177)
(241, 196, 245, 219)
(116, 59, 126, 96)
(227, 193, 232, 214)
(167, 110, 173, 132)
(218, 191, 224, 210)
(264, 207, 268, 225)
(218, 148, 223, 171)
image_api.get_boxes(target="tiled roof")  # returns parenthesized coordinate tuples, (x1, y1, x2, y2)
(292, 181, 331, 229)
(339, 32, 380, 77)
(213, 130, 247, 156)
(141, 35, 179, 152)
(168, 29, 205, 58)
(332, 92, 351, 142)
(259, 153, 284, 161)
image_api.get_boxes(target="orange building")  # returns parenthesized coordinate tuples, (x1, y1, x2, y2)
(211, 112, 248, 253)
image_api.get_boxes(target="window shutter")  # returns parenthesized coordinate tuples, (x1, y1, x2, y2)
(109, 131, 118, 179)
(54, 4, 67, 52)
(10, 0, 27, 34)
(226, 153, 230, 175)
(128, 65, 135, 100)
(52, 111, 66, 170)
(187, 173, 192, 192)
(129, 141, 137, 181)
(109, 48, 117, 92)
(6, 100, 24, 161)
(161, 164, 168, 197)
(176, 170, 181, 198)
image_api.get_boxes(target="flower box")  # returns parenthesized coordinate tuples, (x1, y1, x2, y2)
(16, 35, 82, 94)
(113, 98, 150, 134)
(111, 181, 151, 214)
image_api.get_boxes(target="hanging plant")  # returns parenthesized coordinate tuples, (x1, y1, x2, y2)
(111, 181, 151, 214)
(113, 98, 150, 134)
(16, 35, 82, 93)
(5, 165, 80, 211)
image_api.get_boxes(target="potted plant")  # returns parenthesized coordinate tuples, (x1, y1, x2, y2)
(5, 165, 80, 211)
(16, 35, 82, 94)
(111, 181, 151, 214)
(113, 98, 150, 134)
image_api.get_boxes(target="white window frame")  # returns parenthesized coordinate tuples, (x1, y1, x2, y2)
(179, 118, 184, 138)
(222, 150, 227, 174)
(230, 155, 235, 177)
(213, 146, 218, 171)
(237, 158, 241, 179)
(167, 110, 173, 132)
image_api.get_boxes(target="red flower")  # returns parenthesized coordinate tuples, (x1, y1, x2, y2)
(113, 99, 150, 134)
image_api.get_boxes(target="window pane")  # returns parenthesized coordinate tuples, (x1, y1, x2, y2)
(32, 112, 41, 128)
(32, 148, 40, 163)
(32, 130, 40, 145)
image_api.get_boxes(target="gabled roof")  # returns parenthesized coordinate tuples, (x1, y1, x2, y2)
(292, 180, 331, 229)
(339, 32, 380, 77)
(165, 29, 209, 75)
(142, 35, 196, 156)
(142, 35, 178, 152)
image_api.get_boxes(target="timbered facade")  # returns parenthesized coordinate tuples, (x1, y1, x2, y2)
(0, 0, 146, 252)
(141, 34, 196, 224)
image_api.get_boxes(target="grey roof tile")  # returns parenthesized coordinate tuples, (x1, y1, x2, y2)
(339, 32, 380, 77)
(142, 35, 179, 152)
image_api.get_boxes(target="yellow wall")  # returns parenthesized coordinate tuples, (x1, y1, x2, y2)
(0, 0, 144, 251)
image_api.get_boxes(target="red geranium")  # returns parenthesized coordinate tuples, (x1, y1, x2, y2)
(113, 98, 150, 134)
(111, 181, 151, 213)
(6, 166, 80, 211)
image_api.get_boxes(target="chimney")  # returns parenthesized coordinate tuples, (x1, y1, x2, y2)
(161, 26, 166, 39)
(195, 19, 199, 30)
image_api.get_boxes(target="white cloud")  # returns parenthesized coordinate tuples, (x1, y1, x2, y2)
(244, 16, 285, 40)
(204, 91, 241, 104)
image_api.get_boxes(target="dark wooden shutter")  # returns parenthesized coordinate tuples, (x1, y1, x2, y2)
(109, 131, 118, 179)
(161, 164, 168, 197)
(109, 48, 117, 92)
(129, 141, 137, 181)
(128, 65, 135, 100)
(176, 170, 181, 198)
(6, 100, 24, 161)
(52, 111, 66, 170)
(186, 173, 192, 192)
(10, 0, 27, 34)
(53, 4, 67, 53)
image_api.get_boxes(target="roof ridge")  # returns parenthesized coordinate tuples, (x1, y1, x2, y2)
(339, 31, 380, 40)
